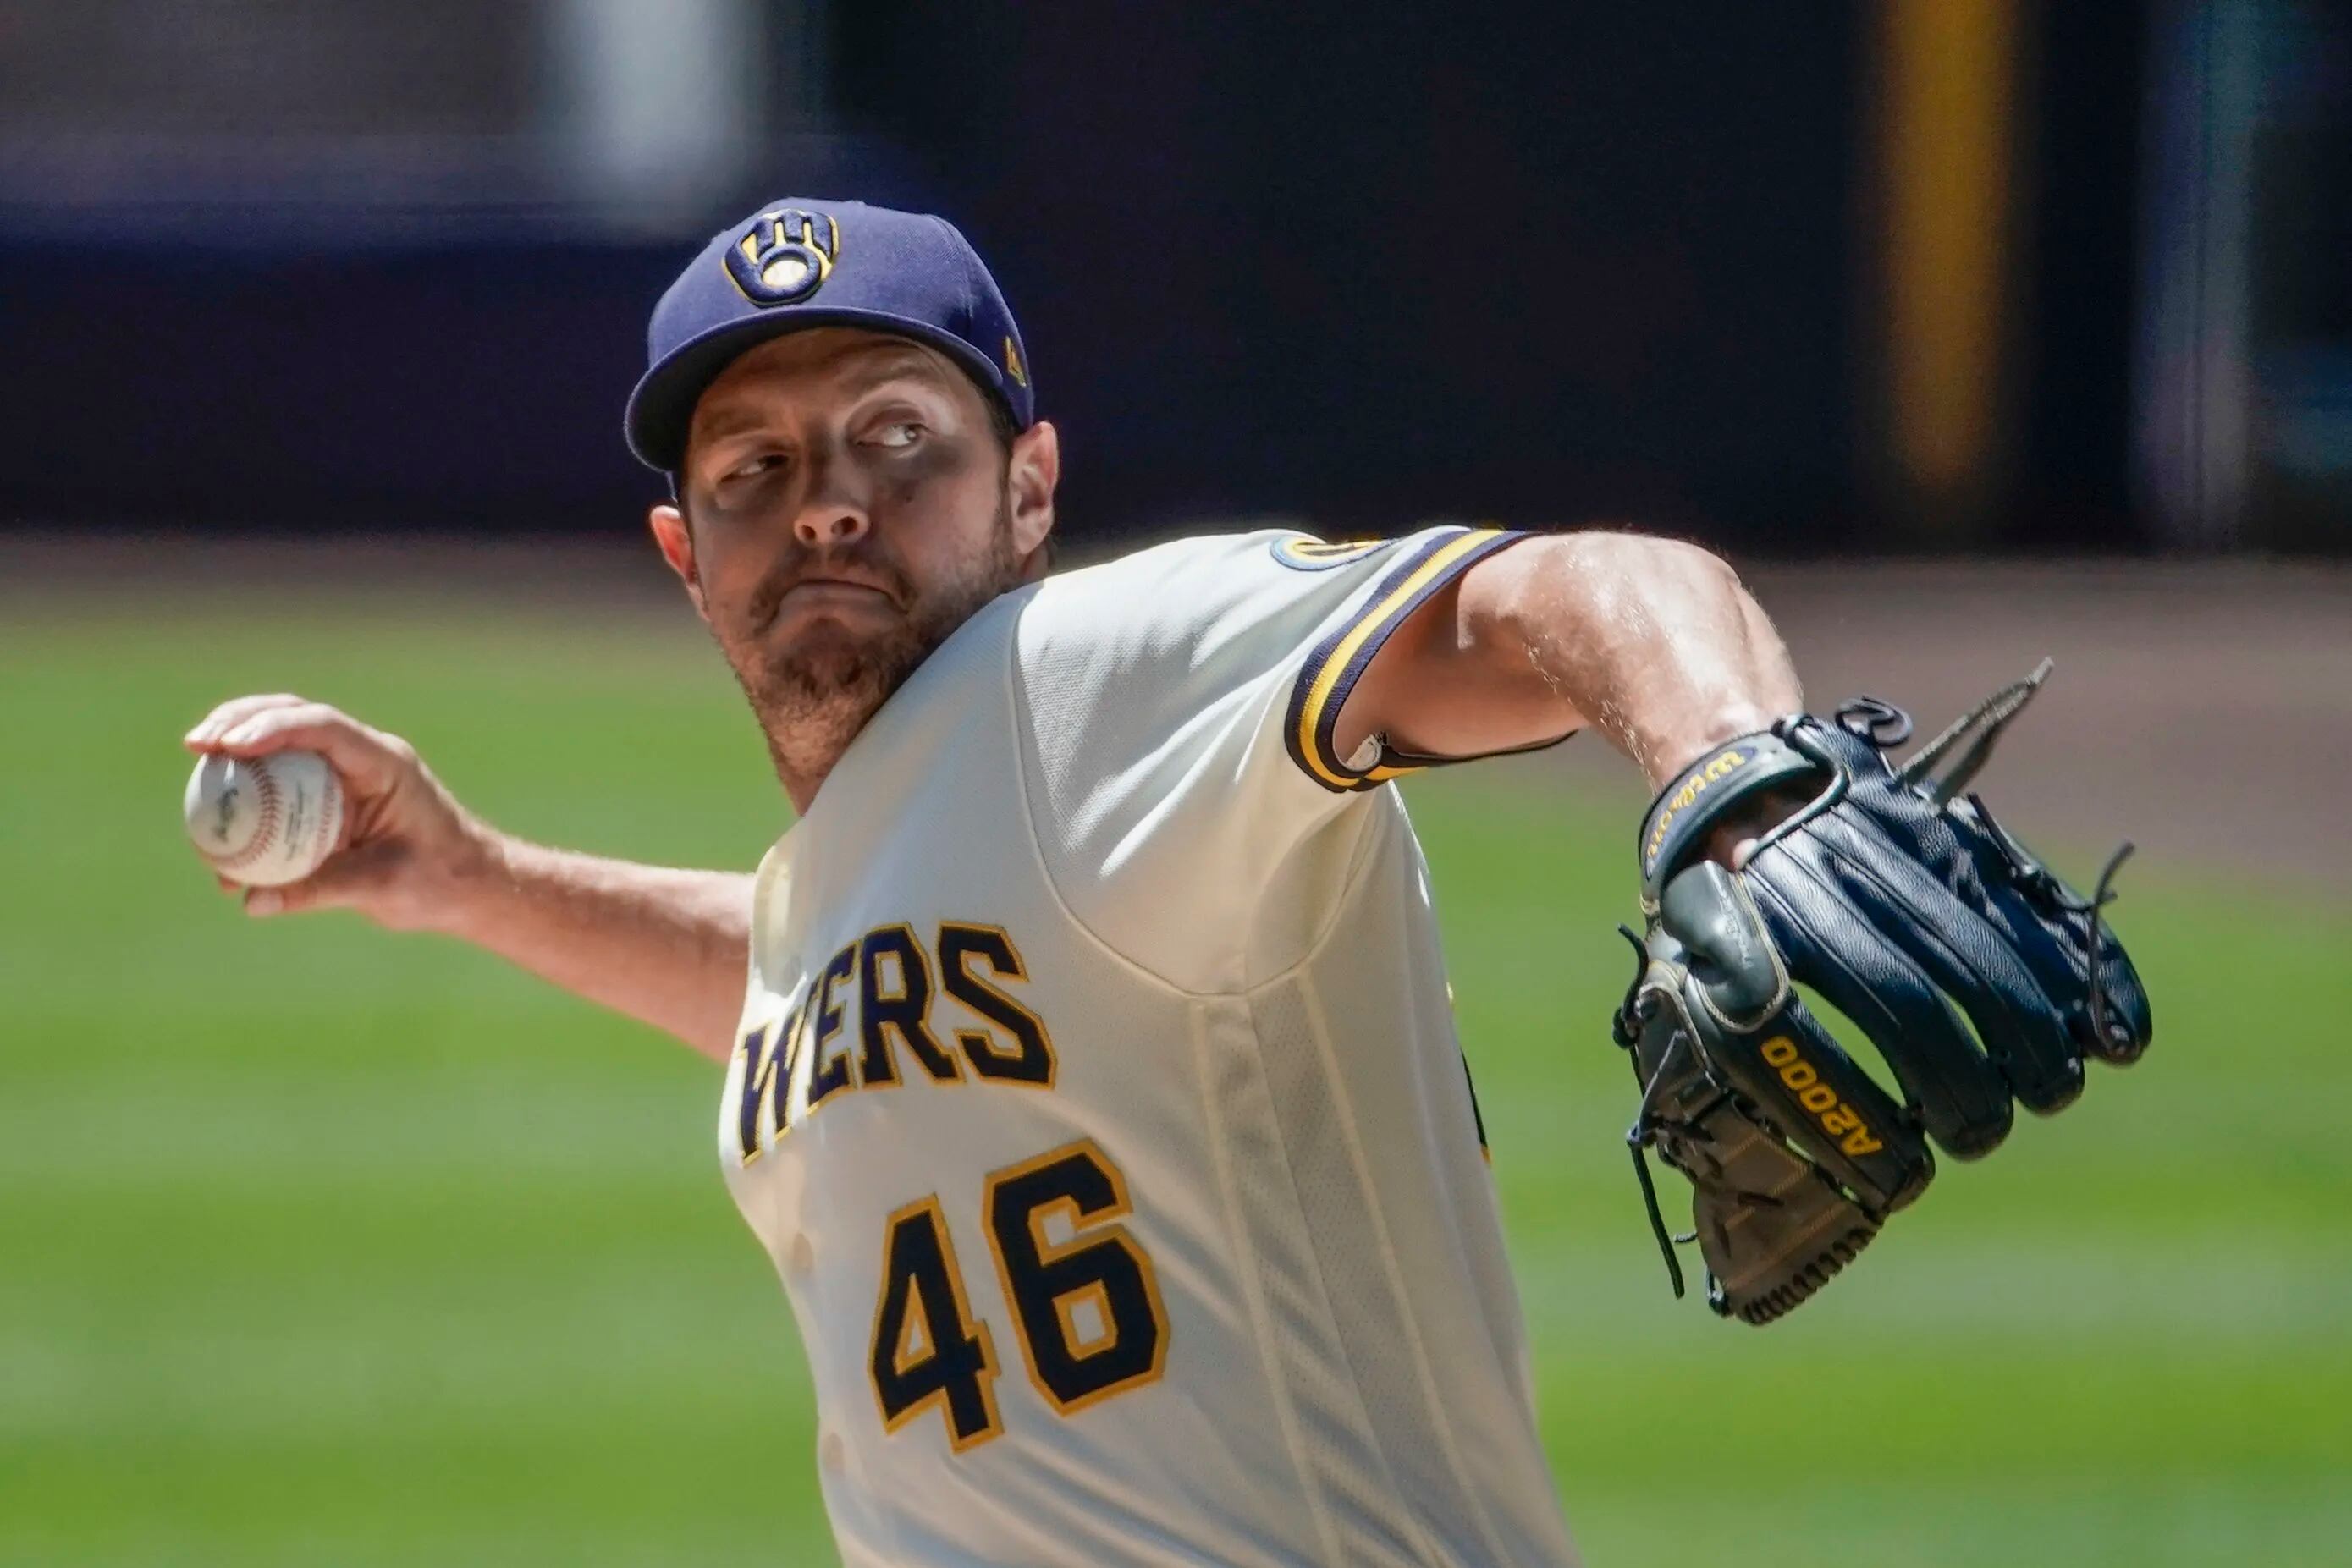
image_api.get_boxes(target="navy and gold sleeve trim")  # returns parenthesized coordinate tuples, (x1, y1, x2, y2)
(1283, 526, 1533, 792)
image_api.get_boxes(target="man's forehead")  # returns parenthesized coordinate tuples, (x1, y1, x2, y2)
(695, 330, 959, 421)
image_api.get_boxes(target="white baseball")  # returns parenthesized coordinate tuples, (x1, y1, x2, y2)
(184, 750, 347, 889)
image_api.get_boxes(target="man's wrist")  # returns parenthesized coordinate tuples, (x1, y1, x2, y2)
(434, 821, 524, 943)
(1644, 703, 1787, 789)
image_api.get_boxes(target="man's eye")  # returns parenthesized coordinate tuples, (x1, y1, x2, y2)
(728, 454, 783, 481)
(871, 421, 923, 449)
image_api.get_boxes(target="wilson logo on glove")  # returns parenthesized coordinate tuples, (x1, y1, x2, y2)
(1643, 745, 1749, 872)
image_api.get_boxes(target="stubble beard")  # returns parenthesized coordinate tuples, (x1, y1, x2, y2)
(722, 503, 1021, 792)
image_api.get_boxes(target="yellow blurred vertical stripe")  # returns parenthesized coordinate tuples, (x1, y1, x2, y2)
(1879, 0, 2018, 500)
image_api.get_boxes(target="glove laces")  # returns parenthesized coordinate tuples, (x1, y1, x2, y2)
(1892, 657, 2054, 806)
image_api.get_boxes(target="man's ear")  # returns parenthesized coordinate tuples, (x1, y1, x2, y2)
(648, 503, 707, 619)
(1007, 420, 1060, 569)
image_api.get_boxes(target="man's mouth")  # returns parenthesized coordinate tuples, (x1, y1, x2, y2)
(785, 578, 891, 602)
(759, 570, 901, 630)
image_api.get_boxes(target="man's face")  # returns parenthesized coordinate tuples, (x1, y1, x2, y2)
(650, 328, 1057, 785)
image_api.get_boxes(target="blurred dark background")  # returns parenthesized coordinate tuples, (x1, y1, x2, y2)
(0, 0, 2343, 553)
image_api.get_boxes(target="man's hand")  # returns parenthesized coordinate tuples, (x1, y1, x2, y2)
(1703, 785, 1815, 872)
(183, 695, 492, 928)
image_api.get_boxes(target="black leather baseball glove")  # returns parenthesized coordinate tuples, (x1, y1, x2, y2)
(1611, 662, 2151, 1324)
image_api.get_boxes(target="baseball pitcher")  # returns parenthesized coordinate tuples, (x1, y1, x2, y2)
(185, 198, 2150, 1566)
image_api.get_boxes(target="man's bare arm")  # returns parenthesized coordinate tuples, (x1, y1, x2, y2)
(185, 695, 751, 1063)
(1341, 531, 1802, 789)
(440, 841, 751, 1063)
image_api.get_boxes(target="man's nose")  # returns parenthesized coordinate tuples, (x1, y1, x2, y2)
(790, 465, 871, 548)
(792, 503, 869, 548)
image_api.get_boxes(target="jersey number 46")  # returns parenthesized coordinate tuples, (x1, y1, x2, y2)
(870, 1138, 1169, 1451)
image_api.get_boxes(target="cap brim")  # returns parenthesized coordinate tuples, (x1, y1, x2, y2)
(623, 307, 1016, 473)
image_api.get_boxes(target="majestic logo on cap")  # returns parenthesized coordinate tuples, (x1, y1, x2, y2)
(724, 208, 840, 305)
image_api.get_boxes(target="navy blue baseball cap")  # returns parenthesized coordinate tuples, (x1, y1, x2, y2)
(624, 197, 1034, 474)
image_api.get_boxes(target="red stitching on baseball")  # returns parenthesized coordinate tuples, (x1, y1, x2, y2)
(211, 762, 283, 872)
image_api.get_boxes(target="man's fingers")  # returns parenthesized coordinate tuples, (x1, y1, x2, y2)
(185, 694, 420, 803)
(185, 693, 310, 750)
(200, 703, 416, 796)
(243, 839, 403, 920)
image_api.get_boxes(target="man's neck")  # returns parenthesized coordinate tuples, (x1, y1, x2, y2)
(780, 772, 823, 817)
(763, 699, 880, 817)
(769, 736, 850, 817)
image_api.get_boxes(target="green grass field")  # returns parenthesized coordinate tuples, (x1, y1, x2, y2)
(4, 582, 2346, 1565)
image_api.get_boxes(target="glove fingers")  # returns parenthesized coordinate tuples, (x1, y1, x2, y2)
(1975, 876, 2151, 1070)
(1795, 814, 2086, 1114)
(1977, 872, 2154, 1065)
(2091, 945, 2153, 1059)
(1744, 852, 2015, 1159)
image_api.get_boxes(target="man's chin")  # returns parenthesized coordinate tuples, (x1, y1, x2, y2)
(774, 609, 887, 654)
(762, 625, 924, 705)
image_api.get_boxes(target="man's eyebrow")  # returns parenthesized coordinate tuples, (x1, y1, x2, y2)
(833, 347, 957, 397)
(691, 406, 773, 445)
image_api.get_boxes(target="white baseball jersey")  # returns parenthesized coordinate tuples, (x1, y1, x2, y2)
(719, 525, 1581, 1567)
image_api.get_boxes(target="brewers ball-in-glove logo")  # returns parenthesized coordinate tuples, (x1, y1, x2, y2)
(725, 208, 840, 305)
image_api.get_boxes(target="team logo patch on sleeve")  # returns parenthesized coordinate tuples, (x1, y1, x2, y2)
(1270, 536, 1387, 571)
